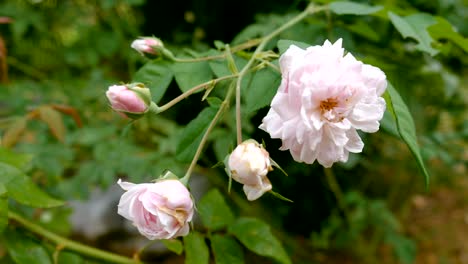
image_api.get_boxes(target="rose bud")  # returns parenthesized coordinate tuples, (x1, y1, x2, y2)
(117, 179, 194, 240)
(106, 83, 155, 119)
(131, 37, 164, 56)
(227, 139, 273, 201)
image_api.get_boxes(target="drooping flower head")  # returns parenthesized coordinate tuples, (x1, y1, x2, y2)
(260, 39, 387, 167)
(227, 139, 273, 201)
(117, 179, 194, 240)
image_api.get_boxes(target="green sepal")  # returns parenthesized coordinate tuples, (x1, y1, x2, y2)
(270, 158, 288, 177)
(159, 170, 180, 181)
(223, 155, 233, 193)
(128, 83, 152, 106)
(269, 190, 293, 203)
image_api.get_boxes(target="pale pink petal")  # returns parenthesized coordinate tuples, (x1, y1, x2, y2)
(116, 179, 193, 240)
(345, 129, 364, 153)
(117, 179, 136, 191)
(243, 177, 272, 201)
(260, 38, 387, 167)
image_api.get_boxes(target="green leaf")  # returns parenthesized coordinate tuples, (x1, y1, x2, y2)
(243, 67, 281, 113)
(206, 97, 223, 108)
(228, 217, 291, 264)
(428, 16, 468, 53)
(38, 106, 66, 142)
(384, 84, 430, 186)
(171, 61, 213, 92)
(4, 228, 52, 264)
(198, 189, 235, 230)
(2, 117, 27, 148)
(183, 232, 209, 264)
(345, 20, 380, 42)
(388, 12, 438, 55)
(213, 129, 235, 162)
(380, 111, 400, 138)
(176, 107, 217, 163)
(277, 39, 310, 55)
(232, 22, 276, 45)
(0, 162, 64, 208)
(211, 234, 244, 264)
(0, 184, 7, 234)
(132, 60, 174, 103)
(0, 147, 32, 170)
(162, 239, 184, 255)
(385, 232, 416, 264)
(207, 50, 247, 78)
(329, 1, 383, 15)
(0, 183, 6, 196)
(56, 251, 85, 264)
(38, 207, 73, 236)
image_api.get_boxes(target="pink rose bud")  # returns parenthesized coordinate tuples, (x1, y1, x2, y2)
(227, 139, 273, 201)
(131, 37, 164, 56)
(117, 179, 194, 240)
(106, 83, 153, 119)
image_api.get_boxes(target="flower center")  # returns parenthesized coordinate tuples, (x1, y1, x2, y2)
(320, 98, 338, 112)
(319, 98, 344, 122)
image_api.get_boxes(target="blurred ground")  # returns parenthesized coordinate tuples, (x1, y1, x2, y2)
(406, 177, 468, 264)
(315, 176, 468, 264)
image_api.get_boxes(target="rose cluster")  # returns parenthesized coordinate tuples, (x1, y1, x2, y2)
(111, 37, 387, 240)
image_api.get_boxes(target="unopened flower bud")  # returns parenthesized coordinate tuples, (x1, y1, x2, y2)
(227, 139, 272, 201)
(131, 37, 164, 56)
(106, 83, 155, 119)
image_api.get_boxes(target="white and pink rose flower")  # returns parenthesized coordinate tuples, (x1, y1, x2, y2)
(117, 179, 194, 240)
(260, 39, 387, 167)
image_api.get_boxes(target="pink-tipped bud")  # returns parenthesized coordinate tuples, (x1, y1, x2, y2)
(106, 83, 153, 119)
(227, 139, 273, 201)
(131, 37, 164, 56)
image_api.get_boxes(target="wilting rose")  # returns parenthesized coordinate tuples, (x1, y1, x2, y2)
(117, 179, 194, 240)
(260, 39, 387, 167)
(227, 140, 272, 201)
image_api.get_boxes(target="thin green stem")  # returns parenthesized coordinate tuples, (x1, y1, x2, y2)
(182, 81, 236, 182)
(260, 60, 281, 73)
(7, 56, 47, 80)
(156, 74, 238, 114)
(234, 3, 326, 145)
(172, 38, 262, 63)
(324, 168, 350, 223)
(8, 211, 140, 264)
(173, 54, 224, 63)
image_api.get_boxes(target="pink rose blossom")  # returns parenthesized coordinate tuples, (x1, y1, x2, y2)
(228, 140, 272, 201)
(260, 39, 387, 167)
(106, 84, 151, 117)
(131, 37, 163, 55)
(117, 179, 194, 240)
